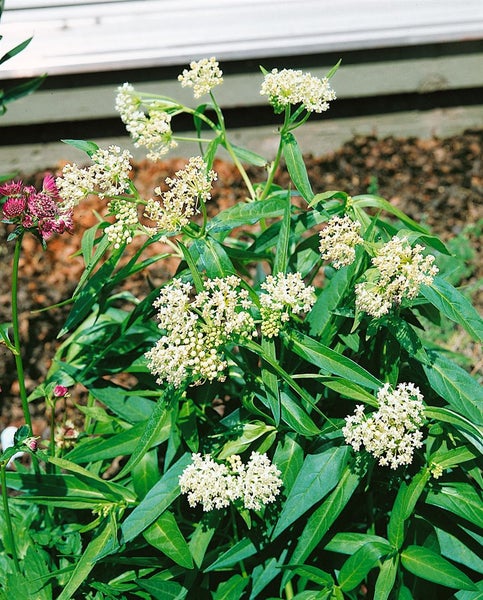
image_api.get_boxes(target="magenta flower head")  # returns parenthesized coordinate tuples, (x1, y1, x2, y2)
(42, 173, 61, 199)
(3, 196, 27, 219)
(53, 385, 69, 398)
(0, 180, 24, 197)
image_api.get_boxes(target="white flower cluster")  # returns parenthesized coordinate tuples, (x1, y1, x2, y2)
(105, 198, 139, 248)
(179, 452, 282, 511)
(319, 215, 364, 269)
(259, 272, 316, 337)
(57, 145, 133, 209)
(145, 276, 256, 387)
(178, 57, 223, 98)
(343, 382, 425, 469)
(144, 156, 217, 233)
(115, 83, 177, 160)
(260, 68, 336, 113)
(355, 236, 438, 318)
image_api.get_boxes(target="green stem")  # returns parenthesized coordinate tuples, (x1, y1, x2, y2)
(11, 235, 33, 434)
(284, 580, 295, 599)
(1, 462, 20, 573)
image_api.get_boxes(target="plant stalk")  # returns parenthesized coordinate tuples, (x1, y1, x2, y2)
(1, 462, 21, 573)
(11, 235, 33, 434)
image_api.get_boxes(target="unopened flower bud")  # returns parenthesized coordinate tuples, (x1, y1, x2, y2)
(23, 437, 39, 452)
(53, 385, 69, 398)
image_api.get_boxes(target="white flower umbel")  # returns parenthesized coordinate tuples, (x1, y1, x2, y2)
(178, 57, 223, 98)
(355, 236, 438, 317)
(144, 156, 217, 233)
(319, 215, 363, 269)
(343, 382, 425, 469)
(178, 453, 236, 511)
(145, 276, 256, 387)
(179, 452, 282, 511)
(57, 145, 133, 209)
(115, 83, 177, 160)
(260, 68, 336, 114)
(233, 452, 283, 510)
(259, 272, 316, 337)
(105, 198, 139, 249)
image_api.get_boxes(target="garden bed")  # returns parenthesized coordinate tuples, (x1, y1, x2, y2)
(1, 129, 482, 433)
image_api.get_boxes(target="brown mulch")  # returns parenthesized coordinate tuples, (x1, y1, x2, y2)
(1, 131, 482, 435)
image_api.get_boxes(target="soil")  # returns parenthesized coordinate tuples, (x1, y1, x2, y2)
(1, 130, 482, 438)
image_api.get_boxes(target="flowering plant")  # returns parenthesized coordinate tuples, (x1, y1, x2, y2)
(1, 57, 482, 599)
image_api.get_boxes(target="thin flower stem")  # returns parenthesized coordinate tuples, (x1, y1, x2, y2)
(208, 92, 256, 201)
(11, 235, 33, 434)
(1, 461, 21, 573)
(259, 106, 291, 201)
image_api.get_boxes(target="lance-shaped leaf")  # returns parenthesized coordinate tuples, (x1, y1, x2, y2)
(282, 132, 314, 202)
(401, 545, 477, 590)
(272, 445, 350, 539)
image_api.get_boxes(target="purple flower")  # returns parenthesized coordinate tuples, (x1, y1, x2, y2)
(53, 385, 69, 397)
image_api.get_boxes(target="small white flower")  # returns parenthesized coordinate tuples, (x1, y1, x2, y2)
(179, 452, 282, 511)
(319, 215, 363, 269)
(145, 276, 256, 387)
(260, 68, 336, 113)
(343, 382, 425, 469)
(178, 57, 223, 98)
(259, 272, 316, 337)
(115, 83, 177, 160)
(144, 156, 216, 233)
(355, 236, 438, 317)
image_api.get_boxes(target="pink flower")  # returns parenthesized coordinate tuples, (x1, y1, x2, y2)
(53, 385, 69, 397)
(3, 196, 26, 219)
(42, 173, 61, 200)
(0, 180, 24, 196)
(27, 192, 58, 219)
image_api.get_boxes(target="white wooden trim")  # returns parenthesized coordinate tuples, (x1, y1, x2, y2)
(1, 0, 483, 78)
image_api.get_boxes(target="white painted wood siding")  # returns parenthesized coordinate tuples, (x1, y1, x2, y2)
(1, 0, 483, 78)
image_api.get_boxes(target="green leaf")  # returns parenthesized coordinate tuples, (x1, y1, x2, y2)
(273, 191, 291, 274)
(401, 545, 477, 590)
(425, 407, 483, 454)
(272, 445, 350, 539)
(426, 483, 483, 527)
(132, 449, 160, 500)
(120, 454, 191, 543)
(207, 195, 286, 233)
(282, 132, 314, 202)
(61, 138, 100, 157)
(273, 435, 304, 494)
(0, 37, 32, 64)
(204, 537, 257, 572)
(421, 278, 483, 343)
(324, 532, 395, 555)
(435, 527, 483, 574)
(191, 236, 236, 278)
(218, 421, 275, 459)
(260, 337, 282, 425)
(280, 389, 321, 436)
(48, 456, 137, 502)
(320, 378, 378, 406)
(65, 418, 170, 464)
(229, 143, 267, 167)
(287, 466, 361, 571)
(282, 564, 334, 586)
(374, 556, 399, 600)
(423, 351, 483, 425)
(57, 522, 112, 600)
(352, 194, 429, 234)
(385, 316, 430, 364)
(143, 511, 194, 569)
(338, 541, 392, 591)
(213, 574, 249, 600)
(88, 380, 158, 423)
(136, 576, 187, 600)
(188, 513, 218, 568)
(113, 393, 174, 480)
(284, 331, 382, 391)
(6, 471, 128, 508)
(387, 468, 431, 549)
